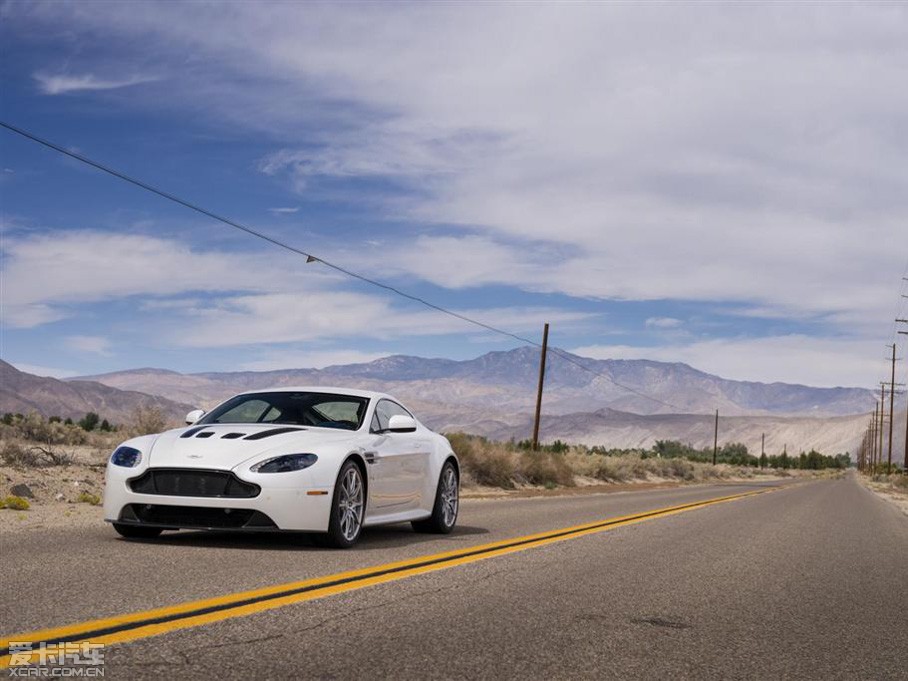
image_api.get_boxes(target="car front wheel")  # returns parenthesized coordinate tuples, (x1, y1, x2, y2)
(317, 460, 365, 548)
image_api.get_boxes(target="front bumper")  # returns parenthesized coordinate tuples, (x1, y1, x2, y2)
(103, 465, 333, 532)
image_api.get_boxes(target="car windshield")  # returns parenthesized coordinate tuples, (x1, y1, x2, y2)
(199, 392, 369, 431)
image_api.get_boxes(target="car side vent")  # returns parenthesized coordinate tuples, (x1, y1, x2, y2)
(180, 427, 206, 438)
(195, 431, 215, 438)
(244, 427, 305, 441)
(221, 432, 245, 439)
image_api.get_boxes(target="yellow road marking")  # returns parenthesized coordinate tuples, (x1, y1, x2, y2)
(0, 485, 782, 667)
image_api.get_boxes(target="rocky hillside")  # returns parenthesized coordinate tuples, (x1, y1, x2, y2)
(0, 360, 192, 424)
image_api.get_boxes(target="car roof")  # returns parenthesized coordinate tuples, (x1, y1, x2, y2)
(236, 386, 396, 401)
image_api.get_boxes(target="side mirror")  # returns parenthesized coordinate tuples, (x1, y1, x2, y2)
(388, 414, 417, 433)
(185, 409, 205, 425)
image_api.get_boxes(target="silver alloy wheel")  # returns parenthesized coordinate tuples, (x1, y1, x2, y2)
(338, 466, 364, 541)
(440, 466, 458, 528)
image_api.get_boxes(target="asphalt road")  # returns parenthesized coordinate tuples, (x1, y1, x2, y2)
(2, 475, 906, 679)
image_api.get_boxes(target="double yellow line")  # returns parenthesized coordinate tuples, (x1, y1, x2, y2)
(1, 486, 775, 667)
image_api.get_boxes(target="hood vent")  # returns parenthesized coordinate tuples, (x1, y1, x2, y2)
(180, 426, 206, 438)
(195, 431, 215, 438)
(221, 433, 245, 439)
(244, 426, 305, 441)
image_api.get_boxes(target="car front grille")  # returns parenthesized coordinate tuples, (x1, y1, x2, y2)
(119, 504, 277, 530)
(128, 469, 260, 498)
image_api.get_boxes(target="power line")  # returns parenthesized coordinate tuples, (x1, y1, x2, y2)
(0, 120, 685, 411)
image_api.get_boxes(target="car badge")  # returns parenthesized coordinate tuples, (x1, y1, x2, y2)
(187, 454, 203, 459)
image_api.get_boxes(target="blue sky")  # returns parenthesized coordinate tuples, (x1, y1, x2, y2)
(1, 2, 906, 388)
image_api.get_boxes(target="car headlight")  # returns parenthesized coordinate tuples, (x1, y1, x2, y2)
(110, 446, 142, 468)
(251, 453, 318, 473)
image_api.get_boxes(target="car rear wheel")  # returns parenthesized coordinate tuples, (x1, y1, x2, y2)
(412, 460, 459, 534)
(112, 523, 163, 539)
(316, 460, 365, 548)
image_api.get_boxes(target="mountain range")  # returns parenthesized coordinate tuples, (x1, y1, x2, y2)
(75, 347, 876, 418)
(4, 348, 899, 460)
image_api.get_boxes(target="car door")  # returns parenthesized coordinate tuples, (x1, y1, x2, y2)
(368, 400, 430, 511)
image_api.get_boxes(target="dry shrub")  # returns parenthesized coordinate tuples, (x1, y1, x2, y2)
(0, 440, 74, 468)
(518, 450, 575, 487)
(5, 413, 89, 446)
(592, 455, 650, 482)
(446, 433, 517, 488)
(0, 441, 40, 467)
(129, 406, 169, 437)
(652, 457, 697, 481)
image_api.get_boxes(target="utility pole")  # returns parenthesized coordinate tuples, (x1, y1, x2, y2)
(867, 410, 872, 472)
(713, 409, 719, 465)
(861, 428, 869, 472)
(899, 322, 908, 472)
(879, 385, 886, 471)
(531, 322, 549, 451)
(871, 401, 879, 472)
(761, 432, 765, 469)
(887, 344, 897, 474)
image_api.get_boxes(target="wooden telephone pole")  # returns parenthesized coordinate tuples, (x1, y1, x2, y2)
(713, 409, 719, 465)
(871, 401, 879, 472)
(899, 321, 908, 472)
(887, 344, 897, 474)
(531, 323, 549, 450)
(876, 383, 886, 465)
(880, 344, 904, 474)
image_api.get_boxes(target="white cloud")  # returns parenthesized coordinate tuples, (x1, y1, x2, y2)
(1, 230, 333, 327)
(173, 292, 592, 347)
(34, 72, 159, 95)
(573, 335, 885, 388)
(268, 207, 299, 214)
(9, 6, 905, 331)
(64, 335, 112, 355)
(1, 229, 591, 346)
(5, 4, 907, 378)
(645, 317, 683, 329)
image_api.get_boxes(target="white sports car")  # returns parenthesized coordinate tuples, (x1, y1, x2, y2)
(103, 387, 459, 547)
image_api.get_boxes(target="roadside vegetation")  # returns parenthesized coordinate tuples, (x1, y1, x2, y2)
(0, 412, 856, 513)
(0, 409, 175, 469)
(860, 469, 908, 516)
(448, 433, 851, 490)
(0, 410, 176, 513)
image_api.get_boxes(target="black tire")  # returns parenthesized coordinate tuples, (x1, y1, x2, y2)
(412, 460, 459, 534)
(316, 460, 365, 549)
(112, 523, 163, 539)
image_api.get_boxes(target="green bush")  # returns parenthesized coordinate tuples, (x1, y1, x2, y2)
(79, 412, 100, 432)
(76, 491, 102, 506)
(0, 495, 31, 511)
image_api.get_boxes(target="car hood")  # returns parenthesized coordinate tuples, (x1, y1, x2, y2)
(147, 424, 359, 471)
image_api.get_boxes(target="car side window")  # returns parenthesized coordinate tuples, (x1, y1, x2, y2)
(372, 400, 412, 433)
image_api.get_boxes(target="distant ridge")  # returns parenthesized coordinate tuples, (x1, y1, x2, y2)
(76, 346, 875, 418)
(1, 360, 192, 423)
